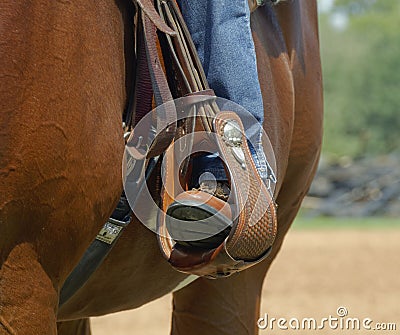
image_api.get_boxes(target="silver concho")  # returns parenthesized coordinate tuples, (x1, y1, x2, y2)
(223, 120, 246, 169)
(223, 120, 243, 147)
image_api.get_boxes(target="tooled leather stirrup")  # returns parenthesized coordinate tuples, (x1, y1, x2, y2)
(152, 0, 278, 278)
(159, 111, 277, 278)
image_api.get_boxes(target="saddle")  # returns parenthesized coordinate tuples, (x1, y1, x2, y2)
(59, 0, 277, 307)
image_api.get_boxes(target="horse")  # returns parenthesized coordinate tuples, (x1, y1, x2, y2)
(0, 0, 322, 334)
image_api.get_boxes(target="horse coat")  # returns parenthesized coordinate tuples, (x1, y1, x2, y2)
(0, 1, 322, 334)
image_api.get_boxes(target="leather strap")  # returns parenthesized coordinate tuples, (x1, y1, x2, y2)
(136, 0, 176, 35)
(130, 10, 153, 128)
(127, 6, 178, 158)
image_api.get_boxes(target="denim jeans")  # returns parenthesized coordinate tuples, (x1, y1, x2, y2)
(177, 0, 269, 183)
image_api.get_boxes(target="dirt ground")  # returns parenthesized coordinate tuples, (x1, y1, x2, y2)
(91, 228, 400, 335)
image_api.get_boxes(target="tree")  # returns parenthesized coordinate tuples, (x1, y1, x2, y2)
(320, 0, 400, 157)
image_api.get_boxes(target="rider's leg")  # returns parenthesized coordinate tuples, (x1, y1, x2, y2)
(177, 0, 270, 183)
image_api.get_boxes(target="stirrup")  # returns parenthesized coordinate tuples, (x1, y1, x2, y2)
(158, 111, 277, 278)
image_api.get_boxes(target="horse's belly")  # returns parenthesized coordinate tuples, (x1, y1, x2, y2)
(57, 216, 196, 320)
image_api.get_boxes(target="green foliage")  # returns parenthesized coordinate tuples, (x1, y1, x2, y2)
(319, 0, 400, 158)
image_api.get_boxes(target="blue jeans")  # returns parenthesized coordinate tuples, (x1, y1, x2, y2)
(177, 0, 269, 183)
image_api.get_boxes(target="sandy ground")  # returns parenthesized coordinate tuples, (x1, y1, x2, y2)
(91, 228, 400, 335)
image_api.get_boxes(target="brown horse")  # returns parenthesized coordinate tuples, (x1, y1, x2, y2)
(0, 1, 322, 334)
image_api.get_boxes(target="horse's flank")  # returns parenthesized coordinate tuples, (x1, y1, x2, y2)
(1, 1, 128, 333)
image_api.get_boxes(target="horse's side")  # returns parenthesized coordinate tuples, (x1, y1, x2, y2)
(0, 1, 322, 334)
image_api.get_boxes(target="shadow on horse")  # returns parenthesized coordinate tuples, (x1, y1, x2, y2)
(0, 0, 322, 334)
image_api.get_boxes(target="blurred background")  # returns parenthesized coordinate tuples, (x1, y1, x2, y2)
(92, 1, 400, 334)
(304, 0, 400, 220)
